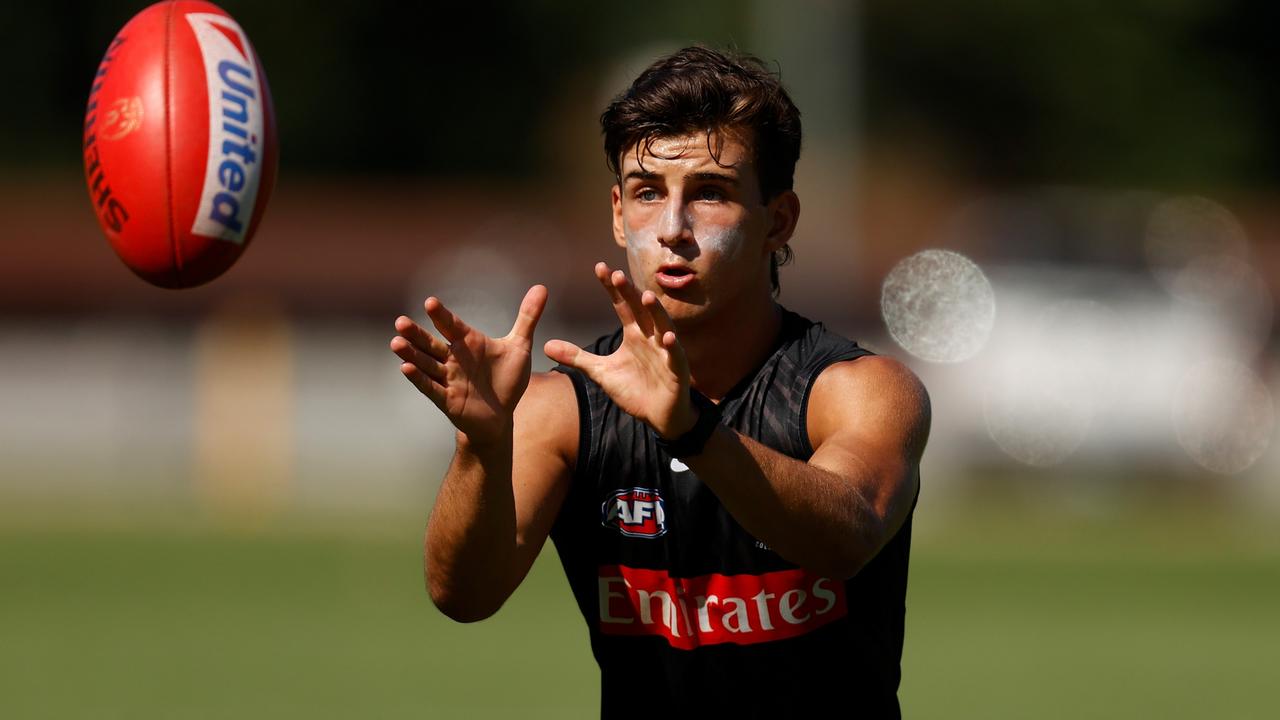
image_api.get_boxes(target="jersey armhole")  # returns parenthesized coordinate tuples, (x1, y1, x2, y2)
(797, 348, 875, 458)
(551, 365, 591, 481)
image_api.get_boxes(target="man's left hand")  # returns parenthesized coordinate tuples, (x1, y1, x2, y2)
(544, 262, 698, 439)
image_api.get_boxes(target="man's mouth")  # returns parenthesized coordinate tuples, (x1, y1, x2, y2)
(655, 265, 696, 289)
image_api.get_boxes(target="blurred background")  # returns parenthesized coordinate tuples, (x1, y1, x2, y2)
(3, 1, 1277, 717)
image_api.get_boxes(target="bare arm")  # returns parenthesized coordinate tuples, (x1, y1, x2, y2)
(545, 264, 929, 579)
(424, 372, 576, 622)
(391, 286, 577, 622)
(682, 356, 929, 578)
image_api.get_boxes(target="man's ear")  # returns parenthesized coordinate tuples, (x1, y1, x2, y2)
(611, 184, 627, 249)
(764, 190, 800, 255)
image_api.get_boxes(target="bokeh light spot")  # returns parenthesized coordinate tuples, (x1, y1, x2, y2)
(1144, 196, 1248, 297)
(1173, 359, 1274, 475)
(881, 249, 995, 363)
(980, 299, 1124, 467)
(1168, 254, 1273, 359)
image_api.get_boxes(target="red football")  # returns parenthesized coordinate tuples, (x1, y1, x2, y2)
(83, 0, 278, 289)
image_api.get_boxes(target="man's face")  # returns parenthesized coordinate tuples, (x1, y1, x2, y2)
(611, 130, 796, 326)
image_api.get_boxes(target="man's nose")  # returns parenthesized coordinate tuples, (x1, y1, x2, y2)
(656, 197, 693, 247)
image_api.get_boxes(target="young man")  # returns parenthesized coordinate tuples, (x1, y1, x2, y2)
(390, 46, 929, 717)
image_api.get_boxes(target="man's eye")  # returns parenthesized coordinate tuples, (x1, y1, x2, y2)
(697, 187, 724, 202)
(637, 189, 659, 202)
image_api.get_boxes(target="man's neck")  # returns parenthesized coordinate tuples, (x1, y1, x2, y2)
(679, 295, 783, 402)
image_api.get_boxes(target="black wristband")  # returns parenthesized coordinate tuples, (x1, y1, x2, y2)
(653, 389, 722, 459)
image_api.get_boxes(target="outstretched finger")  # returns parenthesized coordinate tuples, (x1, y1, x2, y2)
(390, 335, 447, 383)
(507, 284, 548, 350)
(544, 339, 603, 378)
(642, 291, 689, 377)
(424, 296, 471, 344)
(611, 268, 654, 336)
(659, 329, 690, 378)
(641, 290, 675, 342)
(594, 262, 639, 329)
(394, 315, 449, 361)
(400, 361, 447, 407)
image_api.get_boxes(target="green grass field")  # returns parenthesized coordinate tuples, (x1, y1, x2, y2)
(3, 502, 1278, 718)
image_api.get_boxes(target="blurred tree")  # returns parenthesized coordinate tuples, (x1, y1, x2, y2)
(5, 1, 1274, 188)
(11, 0, 747, 179)
(862, 0, 1278, 187)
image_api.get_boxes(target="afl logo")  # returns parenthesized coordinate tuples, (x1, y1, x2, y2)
(100, 97, 143, 140)
(602, 488, 667, 538)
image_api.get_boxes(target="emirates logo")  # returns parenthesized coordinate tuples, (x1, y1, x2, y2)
(597, 565, 847, 650)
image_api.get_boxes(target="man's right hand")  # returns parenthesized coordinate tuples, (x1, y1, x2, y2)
(391, 284, 548, 447)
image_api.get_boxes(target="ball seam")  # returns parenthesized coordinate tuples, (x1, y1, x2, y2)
(163, 1, 181, 284)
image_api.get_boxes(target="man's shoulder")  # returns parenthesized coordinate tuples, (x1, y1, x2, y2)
(516, 370, 580, 467)
(807, 354, 931, 458)
(523, 370, 579, 417)
(811, 354, 924, 400)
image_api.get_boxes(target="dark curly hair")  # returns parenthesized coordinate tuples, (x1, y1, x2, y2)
(601, 46, 801, 295)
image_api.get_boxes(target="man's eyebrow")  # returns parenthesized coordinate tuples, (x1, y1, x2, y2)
(622, 170, 740, 184)
(688, 171, 739, 185)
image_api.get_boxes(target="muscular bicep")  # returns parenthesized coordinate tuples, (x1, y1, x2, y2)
(507, 370, 578, 583)
(806, 356, 931, 548)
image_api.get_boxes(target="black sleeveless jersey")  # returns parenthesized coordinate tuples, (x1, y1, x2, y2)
(550, 307, 914, 719)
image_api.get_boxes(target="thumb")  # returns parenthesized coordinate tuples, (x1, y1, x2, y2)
(507, 284, 548, 350)
(544, 339, 600, 376)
